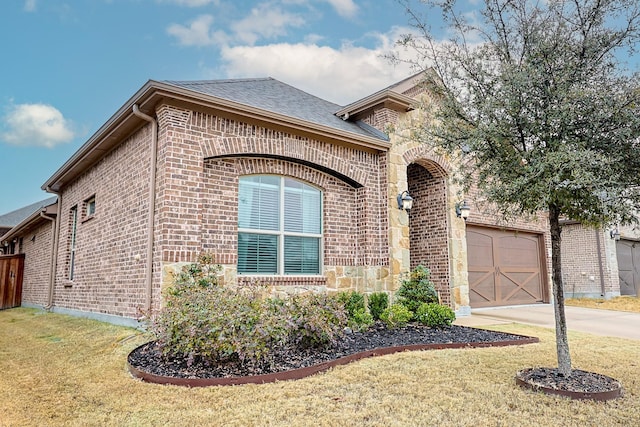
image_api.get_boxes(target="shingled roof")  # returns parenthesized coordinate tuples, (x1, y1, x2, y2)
(164, 78, 388, 141)
(0, 196, 58, 229)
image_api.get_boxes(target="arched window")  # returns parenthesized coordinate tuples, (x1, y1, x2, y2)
(238, 175, 322, 275)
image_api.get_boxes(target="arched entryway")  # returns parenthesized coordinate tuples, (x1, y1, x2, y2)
(406, 161, 451, 306)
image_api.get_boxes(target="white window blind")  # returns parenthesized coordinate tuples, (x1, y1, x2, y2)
(238, 175, 322, 275)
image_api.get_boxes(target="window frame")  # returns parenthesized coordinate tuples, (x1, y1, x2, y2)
(82, 195, 96, 222)
(237, 175, 323, 276)
(69, 205, 78, 281)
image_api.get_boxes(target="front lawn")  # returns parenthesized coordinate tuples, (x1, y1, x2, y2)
(566, 296, 640, 313)
(1, 308, 639, 426)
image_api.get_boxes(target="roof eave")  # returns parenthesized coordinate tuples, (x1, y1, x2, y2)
(42, 81, 390, 193)
(0, 202, 58, 245)
(335, 90, 416, 119)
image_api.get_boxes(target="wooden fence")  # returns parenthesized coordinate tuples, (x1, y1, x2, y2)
(0, 254, 24, 310)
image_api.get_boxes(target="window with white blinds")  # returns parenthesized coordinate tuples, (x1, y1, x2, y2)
(238, 175, 322, 275)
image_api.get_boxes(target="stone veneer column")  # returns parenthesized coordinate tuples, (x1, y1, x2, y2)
(447, 181, 471, 315)
(388, 138, 411, 294)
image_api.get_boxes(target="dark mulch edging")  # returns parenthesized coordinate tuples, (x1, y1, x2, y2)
(515, 367, 623, 401)
(128, 324, 539, 387)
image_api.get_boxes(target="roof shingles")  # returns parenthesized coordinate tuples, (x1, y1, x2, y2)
(164, 78, 387, 141)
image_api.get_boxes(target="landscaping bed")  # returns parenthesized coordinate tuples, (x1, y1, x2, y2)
(128, 323, 537, 385)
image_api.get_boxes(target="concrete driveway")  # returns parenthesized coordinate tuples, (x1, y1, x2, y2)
(454, 304, 640, 340)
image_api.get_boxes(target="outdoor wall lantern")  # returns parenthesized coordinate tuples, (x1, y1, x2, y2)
(455, 200, 471, 221)
(397, 191, 414, 213)
(610, 227, 621, 241)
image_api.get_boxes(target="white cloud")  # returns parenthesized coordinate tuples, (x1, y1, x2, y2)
(167, 14, 228, 46)
(217, 27, 418, 105)
(324, 0, 358, 18)
(1, 103, 75, 148)
(231, 5, 305, 45)
(24, 0, 36, 12)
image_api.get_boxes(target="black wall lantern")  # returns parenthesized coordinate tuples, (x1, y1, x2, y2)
(455, 200, 471, 221)
(397, 191, 414, 213)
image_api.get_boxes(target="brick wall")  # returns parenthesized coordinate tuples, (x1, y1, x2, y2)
(407, 163, 451, 305)
(560, 223, 619, 298)
(20, 220, 54, 306)
(156, 103, 390, 295)
(53, 127, 152, 318)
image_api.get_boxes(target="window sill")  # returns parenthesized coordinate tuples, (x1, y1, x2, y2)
(81, 214, 95, 224)
(237, 275, 326, 287)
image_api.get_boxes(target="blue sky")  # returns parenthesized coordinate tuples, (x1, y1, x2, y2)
(0, 0, 428, 214)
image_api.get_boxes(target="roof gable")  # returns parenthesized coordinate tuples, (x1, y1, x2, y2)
(164, 78, 385, 140)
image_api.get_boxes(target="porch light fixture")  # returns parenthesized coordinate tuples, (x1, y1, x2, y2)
(397, 191, 414, 212)
(610, 227, 621, 241)
(455, 200, 471, 221)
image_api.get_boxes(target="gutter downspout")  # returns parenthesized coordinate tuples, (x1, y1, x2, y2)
(132, 105, 158, 313)
(43, 189, 61, 310)
(595, 229, 606, 297)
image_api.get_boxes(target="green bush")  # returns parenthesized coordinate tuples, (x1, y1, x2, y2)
(337, 291, 366, 317)
(397, 265, 439, 317)
(148, 255, 348, 368)
(351, 308, 374, 330)
(367, 292, 389, 321)
(380, 303, 413, 328)
(337, 291, 373, 330)
(416, 303, 456, 328)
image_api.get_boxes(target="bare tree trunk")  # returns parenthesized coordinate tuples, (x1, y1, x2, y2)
(548, 204, 572, 376)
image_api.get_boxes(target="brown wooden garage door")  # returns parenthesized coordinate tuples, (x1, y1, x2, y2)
(616, 239, 639, 296)
(467, 226, 546, 308)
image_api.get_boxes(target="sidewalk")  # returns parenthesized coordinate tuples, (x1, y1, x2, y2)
(453, 304, 640, 340)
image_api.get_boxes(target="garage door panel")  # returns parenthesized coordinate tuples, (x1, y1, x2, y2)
(616, 240, 639, 296)
(468, 269, 496, 306)
(467, 226, 545, 308)
(467, 232, 494, 266)
(496, 236, 539, 267)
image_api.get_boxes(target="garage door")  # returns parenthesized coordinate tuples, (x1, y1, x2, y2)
(616, 239, 640, 296)
(467, 226, 546, 308)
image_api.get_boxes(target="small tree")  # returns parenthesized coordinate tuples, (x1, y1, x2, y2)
(393, 0, 640, 376)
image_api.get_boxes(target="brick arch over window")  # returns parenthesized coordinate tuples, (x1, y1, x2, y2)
(201, 136, 371, 187)
(201, 156, 367, 269)
(402, 146, 452, 178)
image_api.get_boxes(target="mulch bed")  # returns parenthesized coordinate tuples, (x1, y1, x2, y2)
(128, 323, 535, 380)
(515, 367, 623, 400)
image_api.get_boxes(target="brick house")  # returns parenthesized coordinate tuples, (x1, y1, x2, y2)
(2, 73, 575, 326)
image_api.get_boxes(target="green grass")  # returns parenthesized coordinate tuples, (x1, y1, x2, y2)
(1, 307, 639, 426)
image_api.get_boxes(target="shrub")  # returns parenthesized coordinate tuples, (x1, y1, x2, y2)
(286, 293, 348, 349)
(397, 265, 438, 317)
(337, 291, 373, 331)
(337, 291, 366, 317)
(351, 308, 374, 330)
(380, 303, 413, 328)
(367, 292, 389, 321)
(416, 303, 456, 328)
(148, 255, 348, 368)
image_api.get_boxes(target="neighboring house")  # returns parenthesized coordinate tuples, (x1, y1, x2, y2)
(561, 221, 638, 299)
(0, 197, 58, 309)
(2, 73, 566, 326)
(0, 197, 57, 252)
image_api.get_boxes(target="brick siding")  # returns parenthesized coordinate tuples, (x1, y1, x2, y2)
(20, 220, 54, 306)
